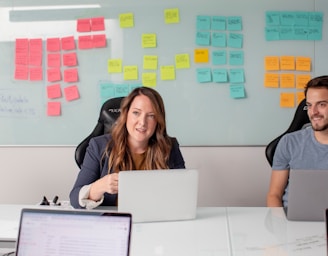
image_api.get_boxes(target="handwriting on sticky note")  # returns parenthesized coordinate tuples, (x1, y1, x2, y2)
(120, 13, 134, 28)
(64, 85, 80, 101)
(265, 56, 280, 71)
(142, 34, 156, 48)
(164, 8, 180, 24)
(160, 66, 175, 80)
(142, 73, 157, 87)
(143, 55, 158, 70)
(175, 54, 190, 69)
(280, 93, 295, 108)
(194, 49, 209, 63)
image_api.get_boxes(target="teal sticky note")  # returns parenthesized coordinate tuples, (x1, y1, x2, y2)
(211, 16, 226, 30)
(229, 69, 244, 83)
(196, 31, 211, 46)
(212, 32, 226, 47)
(266, 11, 280, 26)
(227, 33, 243, 48)
(227, 16, 242, 31)
(230, 84, 245, 99)
(115, 84, 130, 97)
(295, 12, 309, 26)
(309, 12, 323, 26)
(229, 51, 244, 66)
(196, 68, 212, 83)
(293, 27, 308, 40)
(280, 12, 295, 26)
(265, 27, 280, 41)
(212, 50, 227, 65)
(213, 69, 228, 83)
(280, 27, 294, 40)
(99, 81, 115, 98)
(197, 15, 211, 30)
(308, 26, 322, 40)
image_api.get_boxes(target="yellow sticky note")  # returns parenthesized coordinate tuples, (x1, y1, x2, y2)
(160, 65, 175, 80)
(296, 74, 311, 89)
(296, 56, 311, 71)
(123, 65, 138, 80)
(264, 56, 279, 71)
(296, 91, 305, 105)
(280, 56, 295, 70)
(119, 13, 134, 28)
(164, 8, 180, 24)
(194, 49, 209, 63)
(143, 55, 158, 70)
(142, 34, 156, 48)
(264, 73, 279, 88)
(108, 59, 122, 73)
(142, 73, 157, 87)
(280, 92, 295, 108)
(280, 73, 295, 88)
(175, 53, 190, 69)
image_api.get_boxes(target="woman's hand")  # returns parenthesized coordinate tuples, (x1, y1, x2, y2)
(89, 173, 119, 201)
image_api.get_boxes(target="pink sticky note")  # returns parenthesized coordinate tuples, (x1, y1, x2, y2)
(47, 84, 62, 99)
(91, 17, 105, 31)
(64, 68, 78, 82)
(15, 52, 29, 65)
(14, 65, 29, 80)
(29, 38, 42, 52)
(47, 101, 61, 116)
(64, 85, 80, 101)
(29, 52, 42, 66)
(46, 38, 61, 52)
(47, 68, 61, 82)
(77, 18, 91, 32)
(93, 34, 106, 48)
(63, 52, 77, 66)
(78, 35, 93, 49)
(47, 53, 61, 67)
(29, 67, 43, 81)
(15, 38, 29, 53)
(61, 36, 76, 51)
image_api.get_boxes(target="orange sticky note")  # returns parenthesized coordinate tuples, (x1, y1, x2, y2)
(47, 68, 61, 82)
(264, 56, 279, 71)
(280, 56, 295, 70)
(64, 85, 80, 101)
(264, 73, 279, 88)
(296, 56, 311, 71)
(64, 68, 78, 82)
(14, 65, 29, 80)
(61, 36, 76, 51)
(93, 34, 107, 48)
(296, 74, 311, 89)
(46, 38, 61, 52)
(296, 91, 305, 105)
(280, 93, 295, 108)
(47, 84, 62, 99)
(194, 49, 209, 63)
(77, 18, 91, 32)
(78, 35, 93, 49)
(29, 67, 43, 81)
(63, 52, 77, 66)
(280, 73, 295, 88)
(91, 17, 105, 31)
(47, 101, 61, 116)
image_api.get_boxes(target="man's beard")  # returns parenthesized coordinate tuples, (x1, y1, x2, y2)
(311, 117, 328, 131)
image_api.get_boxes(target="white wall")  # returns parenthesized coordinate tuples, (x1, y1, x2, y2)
(0, 146, 271, 206)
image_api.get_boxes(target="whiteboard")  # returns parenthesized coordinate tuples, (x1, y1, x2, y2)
(0, 0, 326, 146)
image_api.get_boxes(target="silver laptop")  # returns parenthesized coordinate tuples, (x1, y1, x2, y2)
(118, 169, 199, 223)
(15, 208, 132, 256)
(286, 169, 328, 221)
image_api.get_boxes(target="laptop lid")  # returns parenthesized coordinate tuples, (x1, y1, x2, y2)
(118, 169, 199, 223)
(286, 169, 328, 221)
(15, 208, 132, 256)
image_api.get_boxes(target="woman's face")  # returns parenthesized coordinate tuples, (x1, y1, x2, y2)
(126, 94, 157, 152)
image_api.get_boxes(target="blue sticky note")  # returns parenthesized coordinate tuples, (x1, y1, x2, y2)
(308, 26, 322, 40)
(196, 68, 212, 83)
(309, 12, 323, 26)
(227, 16, 242, 31)
(229, 69, 244, 83)
(229, 51, 244, 66)
(211, 16, 226, 30)
(295, 12, 309, 26)
(230, 84, 245, 99)
(212, 32, 226, 47)
(293, 27, 308, 40)
(115, 84, 130, 97)
(265, 27, 280, 41)
(213, 69, 228, 83)
(280, 12, 295, 26)
(212, 50, 227, 65)
(196, 15, 211, 30)
(279, 27, 294, 40)
(196, 31, 211, 46)
(266, 11, 280, 26)
(99, 81, 115, 98)
(227, 33, 243, 48)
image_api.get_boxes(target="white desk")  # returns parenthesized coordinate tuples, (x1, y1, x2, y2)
(0, 205, 326, 256)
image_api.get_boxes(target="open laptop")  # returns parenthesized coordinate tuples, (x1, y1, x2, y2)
(285, 169, 328, 221)
(118, 169, 199, 223)
(15, 208, 132, 256)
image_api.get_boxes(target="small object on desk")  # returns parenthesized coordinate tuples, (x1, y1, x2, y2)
(52, 196, 61, 206)
(40, 196, 50, 205)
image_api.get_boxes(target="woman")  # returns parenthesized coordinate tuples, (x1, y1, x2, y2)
(70, 87, 185, 209)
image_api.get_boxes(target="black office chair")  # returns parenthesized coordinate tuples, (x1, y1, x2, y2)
(75, 97, 124, 168)
(265, 98, 310, 166)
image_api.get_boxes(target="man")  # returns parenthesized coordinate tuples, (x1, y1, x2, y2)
(267, 75, 328, 207)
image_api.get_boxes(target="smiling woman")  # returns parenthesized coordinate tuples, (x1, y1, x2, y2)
(69, 87, 186, 209)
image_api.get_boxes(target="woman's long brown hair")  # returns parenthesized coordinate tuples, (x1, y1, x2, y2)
(104, 87, 172, 173)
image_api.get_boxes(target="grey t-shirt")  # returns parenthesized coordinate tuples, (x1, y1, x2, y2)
(272, 126, 328, 206)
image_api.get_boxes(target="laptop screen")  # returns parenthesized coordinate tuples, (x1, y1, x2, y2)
(16, 208, 132, 256)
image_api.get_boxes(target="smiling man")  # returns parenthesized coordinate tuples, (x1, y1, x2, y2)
(267, 75, 328, 207)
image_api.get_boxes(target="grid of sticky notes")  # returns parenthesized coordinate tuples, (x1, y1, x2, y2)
(264, 55, 311, 108)
(107, 8, 183, 89)
(194, 15, 246, 99)
(265, 11, 323, 41)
